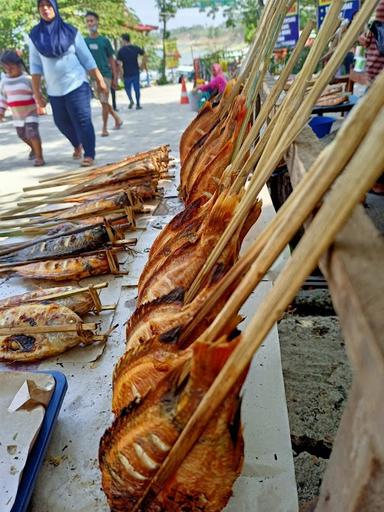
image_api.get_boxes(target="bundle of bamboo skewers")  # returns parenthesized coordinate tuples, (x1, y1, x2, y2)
(98, 0, 384, 510)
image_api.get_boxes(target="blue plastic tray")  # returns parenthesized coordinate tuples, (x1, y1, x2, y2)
(10, 371, 68, 512)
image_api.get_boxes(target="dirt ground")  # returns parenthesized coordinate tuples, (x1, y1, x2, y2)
(278, 192, 383, 509)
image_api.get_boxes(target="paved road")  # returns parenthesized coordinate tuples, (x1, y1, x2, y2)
(0, 84, 195, 199)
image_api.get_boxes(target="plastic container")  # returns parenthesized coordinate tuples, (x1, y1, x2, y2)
(11, 371, 68, 512)
(308, 116, 336, 138)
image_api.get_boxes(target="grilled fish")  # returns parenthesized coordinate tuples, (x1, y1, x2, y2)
(138, 196, 214, 295)
(179, 82, 233, 164)
(1, 225, 111, 264)
(14, 252, 110, 281)
(0, 286, 95, 316)
(184, 95, 246, 202)
(0, 303, 94, 361)
(137, 193, 261, 305)
(46, 191, 137, 221)
(100, 339, 246, 511)
(115, 289, 241, 415)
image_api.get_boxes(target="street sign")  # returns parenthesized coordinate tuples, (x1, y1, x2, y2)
(318, 0, 360, 28)
(275, 2, 300, 49)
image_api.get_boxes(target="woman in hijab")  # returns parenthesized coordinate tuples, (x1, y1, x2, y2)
(197, 63, 228, 96)
(29, 0, 108, 166)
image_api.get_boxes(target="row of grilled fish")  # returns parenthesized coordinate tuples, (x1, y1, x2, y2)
(99, 162, 262, 512)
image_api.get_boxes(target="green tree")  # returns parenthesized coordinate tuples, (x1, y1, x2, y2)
(0, 0, 137, 51)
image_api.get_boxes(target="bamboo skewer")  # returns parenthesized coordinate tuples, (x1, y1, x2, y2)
(230, 0, 342, 194)
(38, 145, 170, 183)
(231, 20, 315, 169)
(233, 1, 290, 157)
(185, 0, 376, 303)
(223, 0, 282, 111)
(133, 104, 384, 511)
(0, 322, 98, 335)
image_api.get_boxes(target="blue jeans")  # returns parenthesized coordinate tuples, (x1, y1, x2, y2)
(124, 75, 141, 106)
(49, 82, 96, 159)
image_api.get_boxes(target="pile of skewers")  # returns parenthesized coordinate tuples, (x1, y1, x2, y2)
(0, 146, 173, 362)
(98, 0, 384, 510)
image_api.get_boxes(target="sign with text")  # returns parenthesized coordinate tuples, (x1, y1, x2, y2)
(318, 0, 360, 27)
(164, 39, 181, 69)
(275, 2, 300, 49)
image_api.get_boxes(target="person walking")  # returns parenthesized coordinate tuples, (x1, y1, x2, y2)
(29, 0, 107, 167)
(85, 11, 123, 137)
(359, 0, 384, 194)
(117, 34, 145, 110)
(0, 51, 44, 166)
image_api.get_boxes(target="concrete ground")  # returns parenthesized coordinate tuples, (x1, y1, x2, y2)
(0, 84, 194, 199)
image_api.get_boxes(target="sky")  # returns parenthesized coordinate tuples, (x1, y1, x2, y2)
(127, 1, 225, 29)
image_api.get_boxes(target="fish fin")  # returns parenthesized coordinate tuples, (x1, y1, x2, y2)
(189, 338, 240, 391)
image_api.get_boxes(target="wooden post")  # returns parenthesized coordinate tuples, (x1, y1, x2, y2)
(285, 127, 384, 511)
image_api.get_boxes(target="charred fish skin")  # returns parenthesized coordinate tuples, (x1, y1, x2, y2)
(0, 303, 93, 362)
(100, 341, 244, 511)
(1, 225, 110, 264)
(16, 253, 110, 281)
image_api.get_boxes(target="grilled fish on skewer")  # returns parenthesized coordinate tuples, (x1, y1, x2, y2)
(183, 95, 247, 203)
(0, 303, 95, 362)
(115, 294, 240, 415)
(138, 196, 214, 295)
(179, 94, 238, 200)
(0, 225, 111, 264)
(44, 191, 140, 221)
(179, 83, 233, 164)
(0, 286, 96, 316)
(14, 252, 111, 281)
(137, 193, 262, 305)
(100, 339, 246, 511)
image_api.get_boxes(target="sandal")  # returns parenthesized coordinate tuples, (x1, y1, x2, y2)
(34, 158, 45, 167)
(101, 131, 109, 137)
(81, 157, 94, 167)
(73, 146, 82, 160)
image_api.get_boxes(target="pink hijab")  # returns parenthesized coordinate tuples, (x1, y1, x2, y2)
(199, 63, 228, 94)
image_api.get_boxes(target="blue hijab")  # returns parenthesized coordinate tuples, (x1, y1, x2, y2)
(29, 0, 77, 58)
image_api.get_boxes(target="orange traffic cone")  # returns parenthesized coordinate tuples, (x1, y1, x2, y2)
(180, 77, 189, 105)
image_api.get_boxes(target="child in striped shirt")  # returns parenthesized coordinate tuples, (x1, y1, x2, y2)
(0, 51, 44, 166)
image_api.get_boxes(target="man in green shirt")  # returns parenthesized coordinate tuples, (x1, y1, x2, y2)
(85, 11, 122, 137)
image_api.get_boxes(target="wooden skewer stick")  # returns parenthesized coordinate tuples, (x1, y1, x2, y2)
(222, 0, 281, 111)
(181, 71, 384, 344)
(38, 146, 169, 183)
(0, 322, 98, 335)
(231, 20, 314, 168)
(24, 282, 109, 302)
(185, 0, 375, 303)
(230, 0, 342, 194)
(233, 1, 290, 158)
(134, 105, 384, 511)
